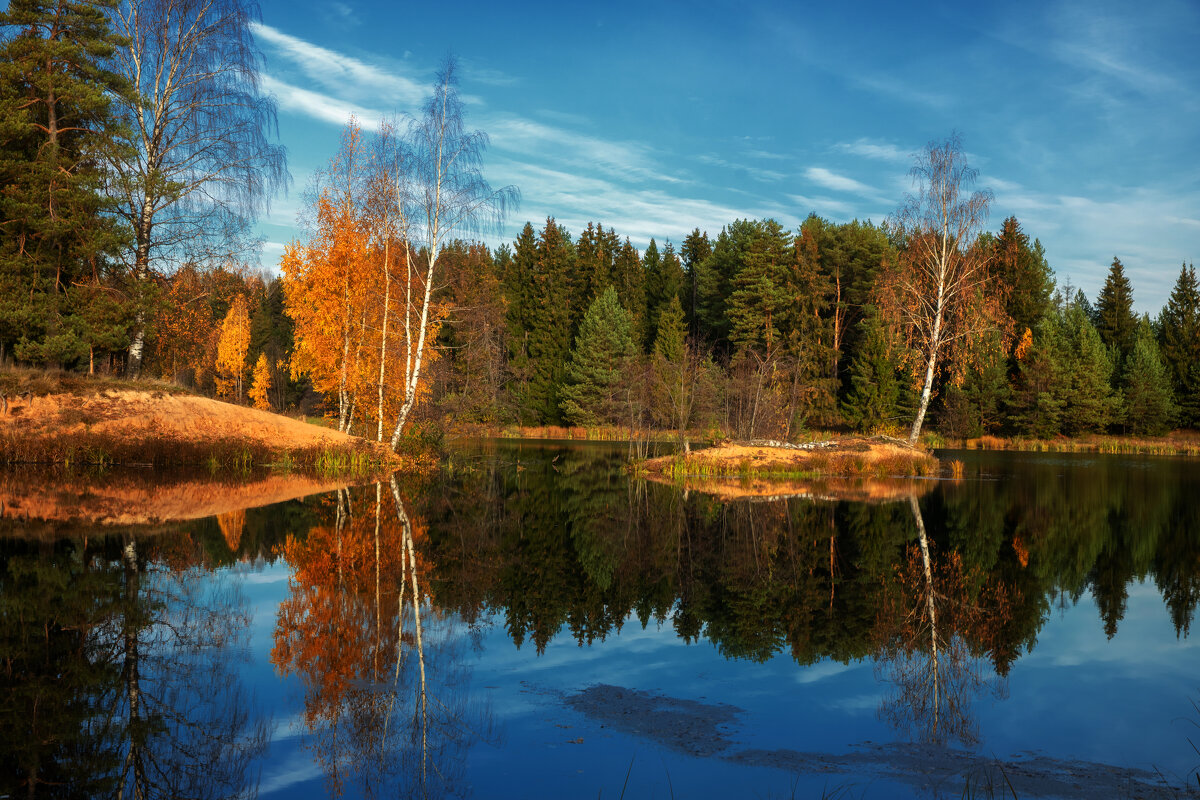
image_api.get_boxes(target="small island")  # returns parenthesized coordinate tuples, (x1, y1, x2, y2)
(639, 437, 938, 481)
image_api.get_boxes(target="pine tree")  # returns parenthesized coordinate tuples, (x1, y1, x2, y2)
(1095, 257, 1137, 363)
(560, 287, 634, 427)
(1122, 320, 1177, 435)
(0, 0, 131, 366)
(726, 219, 791, 354)
(1159, 263, 1200, 426)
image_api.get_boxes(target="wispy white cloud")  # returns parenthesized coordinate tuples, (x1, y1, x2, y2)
(852, 74, 950, 109)
(252, 23, 428, 108)
(489, 160, 795, 248)
(260, 74, 384, 129)
(804, 167, 875, 196)
(787, 193, 856, 218)
(834, 138, 911, 163)
(697, 153, 788, 183)
(484, 114, 686, 185)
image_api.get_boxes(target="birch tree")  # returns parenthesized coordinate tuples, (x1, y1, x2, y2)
(107, 0, 287, 375)
(889, 134, 993, 444)
(386, 59, 517, 450)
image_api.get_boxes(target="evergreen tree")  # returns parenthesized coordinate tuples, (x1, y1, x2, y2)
(991, 217, 1053, 339)
(571, 222, 610, 336)
(560, 287, 634, 426)
(842, 314, 911, 432)
(610, 236, 645, 345)
(696, 219, 757, 349)
(726, 219, 791, 354)
(0, 0, 131, 366)
(1095, 257, 1137, 363)
(1158, 263, 1200, 426)
(1008, 313, 1065, 438)
(1122, 320, 1177, 435)
(645, 240, 686, 352)
(680, 228, 711, 337)
(652, 294, 687, 363)
(940, 331, 1009, 438)
(520, 220, 575, 423)
(1056, 303, 1120, 434)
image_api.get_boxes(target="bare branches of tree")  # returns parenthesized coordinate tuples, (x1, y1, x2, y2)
(386, 58, 518, 449)
(107, 0, 288, 374)
(888, 133, 993, 444)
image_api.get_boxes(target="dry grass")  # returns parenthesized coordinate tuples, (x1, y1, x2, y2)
(640, 437, 938, 480)
(0, 368, 399, 471)
(961, 432, 1200, 456)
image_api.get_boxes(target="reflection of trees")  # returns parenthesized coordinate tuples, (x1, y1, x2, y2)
(873, 497, 1013, 746)
(0, 534, 268, 799)
(272, 481, 490, 799)
(416, 444, 1200, 688)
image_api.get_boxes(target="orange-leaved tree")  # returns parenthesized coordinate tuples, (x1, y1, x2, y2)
(249, 353, 272, 410)
(215, 295, 251, 400)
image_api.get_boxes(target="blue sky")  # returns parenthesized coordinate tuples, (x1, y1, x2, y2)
(253, 0, 1199, 313)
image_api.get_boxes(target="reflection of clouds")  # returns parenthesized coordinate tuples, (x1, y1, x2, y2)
(791, 660, 859, 685)
(257, 751, 324, 795)
(1031, 582, 1200, 669)
(823, 693, 885, 712)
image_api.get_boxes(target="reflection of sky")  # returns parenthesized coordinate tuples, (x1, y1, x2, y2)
(234, 533, 1197, 797)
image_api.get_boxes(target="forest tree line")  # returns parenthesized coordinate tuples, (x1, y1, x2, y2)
(3, 2, 1197, 442)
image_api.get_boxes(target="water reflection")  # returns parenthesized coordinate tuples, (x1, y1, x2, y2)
(0, 532, 268, 799)
(2, 445, 1198, 796)
(271, 479, 492, 799)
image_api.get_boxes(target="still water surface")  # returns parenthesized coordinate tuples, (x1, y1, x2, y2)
(2, 443, 1199, 798)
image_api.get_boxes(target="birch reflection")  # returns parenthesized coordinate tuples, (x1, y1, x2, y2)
(272, 481, 490, 799)
(874, 496, 1012, 746)
(0, 535, 268, 799)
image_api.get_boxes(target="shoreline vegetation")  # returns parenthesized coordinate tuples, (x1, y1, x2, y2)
(0, 369, 402, 472)
(637, 437, 939, 481)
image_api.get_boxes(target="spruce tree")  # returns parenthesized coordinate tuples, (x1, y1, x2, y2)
(652, 294, 687, 363)
(560, 287, 634, 427)
(991, 217, 1053, 338)
(521, 219, 574, 423)
(1158, 263, 1200, 426)
(1095, 257, 1137, 363)
(842, 314, 910, 433)
(1122, 320, 1177, 435)
(645, 240, 686, 352)
(1056, 304, 1120, 434)
(0, 0, 131, 366)
(680, 228, 711, 337)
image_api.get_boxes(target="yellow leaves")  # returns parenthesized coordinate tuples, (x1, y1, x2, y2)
(215, 295, 251, 400)
(1014, 327, 1033, 362)
(249, 352, 272, 410)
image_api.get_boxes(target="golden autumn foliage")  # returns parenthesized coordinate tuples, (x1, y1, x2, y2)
(215, 295, 251, 400)
(153, 265, 217, 382)
(249, 353, 272, 410)
(283, 118, 444, 441)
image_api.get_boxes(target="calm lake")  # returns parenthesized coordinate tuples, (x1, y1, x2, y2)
(3, 442, 1199, 799)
